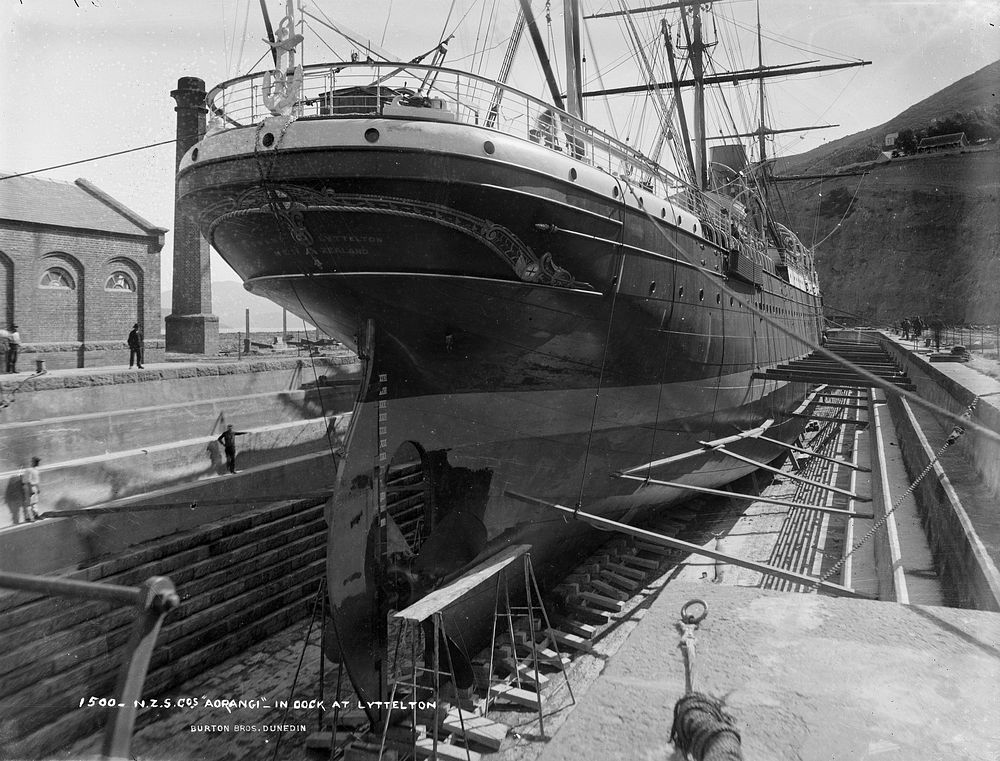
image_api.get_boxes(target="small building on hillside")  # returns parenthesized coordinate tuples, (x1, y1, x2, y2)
(0, 173, 166, 369)
(916, 132, 969, 153)
(884, 132, 898, 148)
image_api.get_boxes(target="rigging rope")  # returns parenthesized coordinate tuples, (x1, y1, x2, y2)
(811, 172, 867, 247)
(0, 139, 179, 181)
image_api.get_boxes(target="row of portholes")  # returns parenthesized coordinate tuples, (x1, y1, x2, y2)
(353, 126, 702, 233)
(644, 285, 811, 319)
(39, 267, 136, 293)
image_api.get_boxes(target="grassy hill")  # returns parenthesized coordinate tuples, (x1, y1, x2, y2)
(773, 60, 1000, 324)
(777, 151, 999, 324)
(777, 59, 1000, 176)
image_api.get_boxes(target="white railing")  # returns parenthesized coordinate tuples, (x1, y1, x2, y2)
(205, 62, 735, 218)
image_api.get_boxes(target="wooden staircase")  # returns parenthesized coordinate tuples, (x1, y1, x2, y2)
(753, 337, 916, 391)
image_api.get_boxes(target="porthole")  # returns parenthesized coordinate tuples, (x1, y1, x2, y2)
(261, 132, 275, 147)
(730, 296, 735, 306)
(716, 293, 721, 304)
(570, 167, 578, 181)
(649, 281, 656, 295)
(612, 185, 619, 197)
(678, 286, 685, 298)
(483, 140, 495, 155)
(638, 197, 644, 209)
(191, 147, 199, 161)
(677, 215, 682, 225)
(364, 128, 380, 143)
(698, 289, 704, 301)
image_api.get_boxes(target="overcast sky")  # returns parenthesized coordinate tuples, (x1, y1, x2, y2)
(1, 0, 996, 290)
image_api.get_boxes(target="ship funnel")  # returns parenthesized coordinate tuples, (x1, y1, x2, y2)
(709, 144, 748, 194)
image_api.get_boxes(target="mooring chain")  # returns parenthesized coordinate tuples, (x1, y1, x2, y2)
(815, 395, 979, 589)
(669, 600, 743, 761)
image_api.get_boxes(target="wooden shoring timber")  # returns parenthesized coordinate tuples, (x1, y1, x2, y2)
(804, 401, 871, 410)
(394, 545, 530, 622)
(755, 433, 871, 472)
(505, 490, 870, 598)
(754, 372, 916, 391)
(786, 412, 869, 426)
(705, 445, 871, 501)
(614, 473, 874, 518)
(618, 418, 775, 476)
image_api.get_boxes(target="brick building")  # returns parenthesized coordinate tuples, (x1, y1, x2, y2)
(0, 173, 166, 369)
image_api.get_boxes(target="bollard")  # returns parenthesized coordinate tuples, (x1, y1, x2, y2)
(35, 359, 46, 374)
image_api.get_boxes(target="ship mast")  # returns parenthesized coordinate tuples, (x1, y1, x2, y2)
(564, 0, 584, 118)
(683, 2, 709, 190)
(756, 1, 767, 170)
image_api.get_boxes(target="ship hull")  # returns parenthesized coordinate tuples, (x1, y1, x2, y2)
(177, 114, 821, 708)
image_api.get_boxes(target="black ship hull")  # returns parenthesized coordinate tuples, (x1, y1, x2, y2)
(177, 112, 821, 708)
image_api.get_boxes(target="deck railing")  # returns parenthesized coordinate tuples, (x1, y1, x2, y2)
(205, 61, 739, 229)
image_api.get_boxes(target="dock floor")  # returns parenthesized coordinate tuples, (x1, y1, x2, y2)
(537, 581, 1000, 761)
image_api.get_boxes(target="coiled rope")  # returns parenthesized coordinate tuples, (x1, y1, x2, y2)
(669, 600, 743, 761)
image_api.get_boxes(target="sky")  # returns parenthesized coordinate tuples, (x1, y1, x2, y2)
(1, 0, 997, 291)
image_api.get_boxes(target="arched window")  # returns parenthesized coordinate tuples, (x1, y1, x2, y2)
(39, 267, 76, 290)
(105, 271, 136, 292)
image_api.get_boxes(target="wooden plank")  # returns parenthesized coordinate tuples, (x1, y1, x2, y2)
(577, 591, 624, 612)
(395, 545, 529, 622)
(604, 562, 647, 581)
(414, 737, 483, 761)
(556, 619, 598, 639)
(618, 554, 661, 571)
(488, 684, 544, 708)
(588, 578, 629, 600)
(600, 569, 642, 591)
(546, 628, 593, 652)
(442, 709, 508, 751)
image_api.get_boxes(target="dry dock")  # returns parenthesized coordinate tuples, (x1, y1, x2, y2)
(2, 331, 1000, 760)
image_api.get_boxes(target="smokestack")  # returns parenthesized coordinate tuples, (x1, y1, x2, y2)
(165, 76, 219, 355)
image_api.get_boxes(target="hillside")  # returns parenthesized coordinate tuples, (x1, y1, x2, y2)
(777, 59, 1000, 176)
(773, 60, 1000, 324)
(776, 150, 999, 323)
(161, 281, 315, 333)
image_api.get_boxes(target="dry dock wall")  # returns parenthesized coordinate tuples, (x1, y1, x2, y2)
(0, 356, 360, 535)
(878, 334, 1000, 497)
(876, 334, 1000, 610)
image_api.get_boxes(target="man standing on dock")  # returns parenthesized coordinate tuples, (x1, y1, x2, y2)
(20, 457, 42, 522)
(4, 325, 20, 373)
(217, 425, 247, 474)
(127, 323, 144, 369)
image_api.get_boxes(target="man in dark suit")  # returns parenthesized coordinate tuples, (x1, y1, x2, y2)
(217, 425, 247, 474)
(127, 323, 144, 368)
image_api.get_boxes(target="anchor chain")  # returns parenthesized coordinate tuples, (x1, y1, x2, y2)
(669, 600, 743, 761)
(815, 395, 979, 589)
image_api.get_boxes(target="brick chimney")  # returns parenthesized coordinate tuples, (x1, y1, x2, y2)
(165, 76, 219, 355)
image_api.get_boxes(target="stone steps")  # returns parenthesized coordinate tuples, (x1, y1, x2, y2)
(0, 356, 360, 530)
(0, 383, 354, 471)
(0, 498, 328, 760)
(4, 415, 348, 521)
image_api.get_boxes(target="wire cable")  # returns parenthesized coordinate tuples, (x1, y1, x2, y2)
(0, 139, 178, 181)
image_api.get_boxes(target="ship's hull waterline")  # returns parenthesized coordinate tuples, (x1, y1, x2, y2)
(177, 113, 821, 706)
